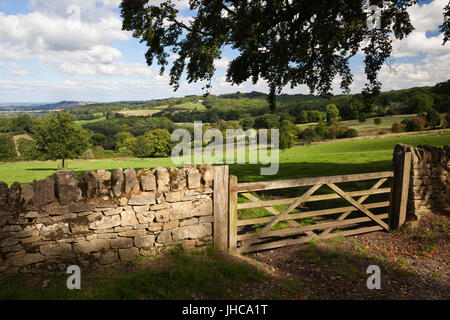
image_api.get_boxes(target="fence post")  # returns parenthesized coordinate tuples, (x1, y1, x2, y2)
(389, 151, 412, 229)
(213, 165, 229, 251)
(228, 175, 238, 253)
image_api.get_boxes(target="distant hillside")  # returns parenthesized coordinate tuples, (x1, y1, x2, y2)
(0, 101, 94, 112)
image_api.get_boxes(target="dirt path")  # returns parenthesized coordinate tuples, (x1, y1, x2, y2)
(238, 213, 449, 300)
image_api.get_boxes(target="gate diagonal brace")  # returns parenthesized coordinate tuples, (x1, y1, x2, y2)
(239, 184, 323, 252)
(326, 183, 390, 231)
(320, 178, 388, 236)
(241, 192, 318, 239)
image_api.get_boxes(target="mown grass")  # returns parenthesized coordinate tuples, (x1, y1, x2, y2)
(296, 114, 418, 135)
(74, 117, 107, 125)
(0, 134, 448, 185)
(0, 247, 266, 300)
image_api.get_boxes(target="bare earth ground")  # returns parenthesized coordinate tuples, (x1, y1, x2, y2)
(237, 213, 449, 300)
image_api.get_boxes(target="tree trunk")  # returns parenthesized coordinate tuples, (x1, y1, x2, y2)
(62, 158, 65, 168)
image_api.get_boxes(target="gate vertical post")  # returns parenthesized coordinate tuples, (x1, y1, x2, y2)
(228, 175, 238, 252)
(213, 165, 229, 251)
(389, 151, 412, 229)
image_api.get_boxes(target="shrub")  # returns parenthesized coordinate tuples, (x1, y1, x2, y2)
(326, 127, 337, 139)
(358, 113, 366, 122)
(442, 113, 450, 128)
(300, 127, 318, 144)
(279, 120, 296, 150)
(133, 129, 173, 158)
(0, 133, 17, 161)
(374, 117, 382, 125)
(315, 120, 327, 139)
(326, 104, 340, 124)
(17, 138, 39, 160)
(81, 148, 95, 160)
(403, 117, 426, 132)
(336, 125, 349, 139)
(423, 107, 441, 128)
(391, 122, 406, 133)
(344, 128, 358, 138)
(239, 117, 254, 131)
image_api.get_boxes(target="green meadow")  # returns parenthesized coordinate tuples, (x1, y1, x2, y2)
(0, 134, 448, 186)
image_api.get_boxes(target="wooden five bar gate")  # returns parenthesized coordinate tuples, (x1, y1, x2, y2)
(213, 152, 412, 253)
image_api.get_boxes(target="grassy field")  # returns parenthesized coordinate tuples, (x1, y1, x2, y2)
(297, 114, 418, 137)
(116, 109, 166, 117)
(75, 117, 107, 125)
(0, 134, 448, 186)
(115, 102, 207, 118)
(170, 102, 207, 110)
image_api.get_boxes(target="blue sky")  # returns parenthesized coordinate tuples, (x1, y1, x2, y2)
(0, 0, 449, 103)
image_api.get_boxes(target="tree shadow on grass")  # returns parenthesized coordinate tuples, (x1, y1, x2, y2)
(19, 161, 393, 188)
(229, 160, 392, 183)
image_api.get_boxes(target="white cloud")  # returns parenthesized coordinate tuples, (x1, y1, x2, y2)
(0, 0, 151, 77)
(0, 12, 128, 52)
(0, 0, 449, 101)
(392, 0, 449, 57)
(215, 57, 229, 69)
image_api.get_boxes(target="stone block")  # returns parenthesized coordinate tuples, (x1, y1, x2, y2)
(89, 215, 121, 230)
(154, 168, 170, 193)
(171, 223, 212, 241)
(134, 235, 155, 248)
(163, 220, 179, 231)
(32, 178, 55, 205)
(39, 243, 72, 256)
(111, 237, 133, 249)
(128, 192, 156, 206)
(124, 168, 138, 194)
(55, 171, 82, 205)
(138, 170, 156, 191)
(119, 247, 139, 261)
(121, 210, 138, 226)
(73, 239, 110, 254)
(112, 168, 124, 197)
(156, 230, 172, 244)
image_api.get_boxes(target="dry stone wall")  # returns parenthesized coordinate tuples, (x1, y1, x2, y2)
(0, 164, 216, 273)
(394, 144, 449, 224)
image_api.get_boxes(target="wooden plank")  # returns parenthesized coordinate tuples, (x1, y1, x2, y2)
(389, 151, 412, 229)
(238, 225, 384, 253)
(233, 171, 394, 193)
(241, 192, 317, 238)
(241, 192, 301, 227)
(236, 201, 390, 226)
(213, 166, 229, 251)
(237, 214, 388, 241)
(228, 175, 238, 252)
(238, 184, 323, 252)
(238, 235, 316, 253)
(237, 187, 391, 210)
(398, 152, 412, 228)
(327, 183, 390, 231)
(321, 178, 388, 236)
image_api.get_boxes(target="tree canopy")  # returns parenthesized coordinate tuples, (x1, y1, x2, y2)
(120, 0, 449, 111)
(34, 112, 91, 168)
(0, 134, 17, 162)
